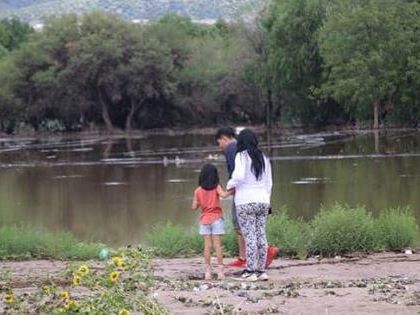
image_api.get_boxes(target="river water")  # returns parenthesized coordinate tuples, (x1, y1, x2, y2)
(0, 129, 419, 245)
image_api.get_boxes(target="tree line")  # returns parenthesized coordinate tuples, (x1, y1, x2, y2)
(0, 0, 420, 133)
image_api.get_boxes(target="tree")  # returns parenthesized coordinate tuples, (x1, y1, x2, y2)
(0, 55, 22, 132)
(0, 44, 7, 59)
(0, 18, 33, 61)
(262, 0, 334, 125)
(119, 37, 174, 132)
(62, 12, 176, 132)
(241, 17, 276, 128)
(318, 0, 420, 127)
(0, 18, 33, 51)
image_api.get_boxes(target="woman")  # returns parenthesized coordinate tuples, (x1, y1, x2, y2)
(227, 129, 272, 281)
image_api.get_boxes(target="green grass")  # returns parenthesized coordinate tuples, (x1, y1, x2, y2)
(145, 222, 192, 257)
(145, 204, 420, 258)
(0, 225, 103, 260)
(2, 204, 419, 260)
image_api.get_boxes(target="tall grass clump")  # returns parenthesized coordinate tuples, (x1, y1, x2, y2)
(309, 204, 377, 256)
(145, 222, 190, 257)
(266, 209, 309, 258)
(375, 207, 420, 251)
(146, 221, 239, 257)
(0, 225, 102, 260)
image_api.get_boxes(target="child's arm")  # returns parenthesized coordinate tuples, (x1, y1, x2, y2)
(192, 192, 199, 210)
(217, 185, 234, 198)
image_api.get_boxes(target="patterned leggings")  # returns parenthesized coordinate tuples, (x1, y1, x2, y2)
(236, 202, 270, 272)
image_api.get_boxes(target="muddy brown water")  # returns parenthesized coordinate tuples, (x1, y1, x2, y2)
(0, 129, 419, 245)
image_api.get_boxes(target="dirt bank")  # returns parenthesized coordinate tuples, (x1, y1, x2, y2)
(0, 252, 419, 314)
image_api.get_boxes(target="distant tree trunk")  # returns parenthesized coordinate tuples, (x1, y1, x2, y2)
(125, 99, 143, 133)
(97, 84, 113, 132)
(373, 100, 380, 129)
(125, 103, 135, 133)
(265, 89, 273, 130)
(103, 138, 114, 159)
(125, 135, 134, 154)
(374, 130, 379, 153)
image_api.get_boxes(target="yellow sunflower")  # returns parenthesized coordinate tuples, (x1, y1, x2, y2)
(109, 271, 120, 283)
(72, 275, 81, 287)
(119, 309, 131, 315)
(3, 293, 14, 304)
(112, 256, 124, 267)
(59, 291, 70, 301)
(77, 265, 90, 277)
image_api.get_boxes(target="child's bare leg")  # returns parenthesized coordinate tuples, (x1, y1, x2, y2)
(212, 235, 224, 279)
(203, 235, 212, 280)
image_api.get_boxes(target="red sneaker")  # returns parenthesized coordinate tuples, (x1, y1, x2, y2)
(226, 258, 246, 268)
(266, 245, 279, 268)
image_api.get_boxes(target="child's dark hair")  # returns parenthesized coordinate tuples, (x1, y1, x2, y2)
(199, 164, 220, 190)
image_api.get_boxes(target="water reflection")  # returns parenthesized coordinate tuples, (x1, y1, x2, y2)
(0, 129, 419, 245)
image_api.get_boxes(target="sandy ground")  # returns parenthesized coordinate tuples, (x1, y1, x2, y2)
(152, 252, 420, 315)
(0, 252, 419, 314)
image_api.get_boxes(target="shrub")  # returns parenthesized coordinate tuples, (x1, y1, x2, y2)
(375, 207, 419, 251)
(309, 203, 377, 256)
(266, 209, 310, 258)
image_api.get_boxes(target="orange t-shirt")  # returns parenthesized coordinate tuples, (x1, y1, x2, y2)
(194, 185, 223, 225)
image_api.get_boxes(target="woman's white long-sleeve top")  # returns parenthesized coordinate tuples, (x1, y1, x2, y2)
(226, 151, 272, 206)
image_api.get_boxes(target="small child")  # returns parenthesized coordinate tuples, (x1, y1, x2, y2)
(192, 164, 231, 280)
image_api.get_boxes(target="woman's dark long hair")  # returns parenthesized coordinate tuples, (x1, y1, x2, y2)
(236, 129, 265, 180)
(198, 164, 220, 190)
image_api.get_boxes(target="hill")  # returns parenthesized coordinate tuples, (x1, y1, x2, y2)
(0, 0, 264, 23)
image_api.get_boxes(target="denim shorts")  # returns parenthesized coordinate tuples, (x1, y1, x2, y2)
(199, 218, 225, 235)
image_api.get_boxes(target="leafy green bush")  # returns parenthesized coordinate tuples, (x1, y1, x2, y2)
(309, 204, 377, 256)
(375, 207, 419, 251)
(266, 209, 310, 258)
